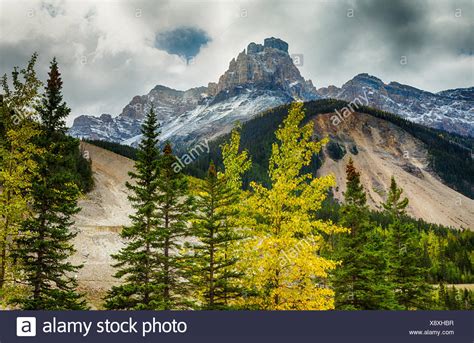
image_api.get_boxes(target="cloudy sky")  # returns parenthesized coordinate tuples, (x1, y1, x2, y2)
(1, 0, 472, 124)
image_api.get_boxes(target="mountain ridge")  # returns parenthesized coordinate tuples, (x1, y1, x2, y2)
(318, 73, 473, 136)
(69, 38, 473, 146)
(69, 37, 319, 146)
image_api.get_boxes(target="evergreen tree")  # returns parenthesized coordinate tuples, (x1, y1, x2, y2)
(461, 288, 473, 310)
(155, 142, 194, 309)
(383, 176, 409, 217)
(383, 176, 433, 309)
(13, 58, 85, 309)
(189, 162, 244, 309)
(332, 159, 398, 309)
(105, 107, 163, 310)
(38, 58, 69, 134)
(218, 126, 252, 308)
(437, 283, 447, 309)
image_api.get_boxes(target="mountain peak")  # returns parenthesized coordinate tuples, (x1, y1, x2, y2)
(247, 37, 289, 55)
(350, 73, 384, 84)
(263, 37, 289, 53)
(317, 73, 473, 136)
(213, 37, 317, 100)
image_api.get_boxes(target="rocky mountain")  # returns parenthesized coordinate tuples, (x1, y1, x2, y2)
(317, 74, 474, 136)
(69, 37, 319, 146)
(70, 39, 473, 145)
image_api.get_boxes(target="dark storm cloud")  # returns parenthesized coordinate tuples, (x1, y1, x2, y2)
(351, 0, 472, 60)
(155, 26, 211, 61)
(355, 0, 430, 52)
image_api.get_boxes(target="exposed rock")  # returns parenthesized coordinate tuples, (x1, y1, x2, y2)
(401, 163, 424, 178)
(317, 74, 474, 137)
(264, 37, 289, 53)
(69, 37, 319, 146)
(313, 112, 474, 229)
(247, 42, 264, 54)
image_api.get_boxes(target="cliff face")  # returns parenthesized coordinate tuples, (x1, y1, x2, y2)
(212, 37, 317, 100)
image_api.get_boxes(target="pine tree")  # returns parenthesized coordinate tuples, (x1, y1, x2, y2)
(383, 176, 409, 218)
(332, 159, 398, 309)
(0, 55, 43, 303)
(461, 288, 473, 310)
(241, 102, 346, 310)
(154, 142, 194, 309)
(189, 162, 244, 309)
(38, 58, 69, 134)
(383, 176, 433, 309)
(105, 107, 163, 310)
(13, 58, 86, 309)
(218, 126, 252, 307)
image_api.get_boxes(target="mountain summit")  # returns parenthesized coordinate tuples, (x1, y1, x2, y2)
(70, 37, 319, 146)
(207, 37, 317, 101)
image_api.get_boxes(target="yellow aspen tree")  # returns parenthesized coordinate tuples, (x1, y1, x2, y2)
(219, 124, 251, 192)
(0, 54, 43, 304)
(241, 102, 346, 310)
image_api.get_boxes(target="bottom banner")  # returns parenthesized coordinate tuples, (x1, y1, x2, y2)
(0, 311, 472, 343)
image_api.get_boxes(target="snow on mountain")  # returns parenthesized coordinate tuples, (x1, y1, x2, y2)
(69, 37, 319, 146)
(317, 74, 474, 137)
(70, 40, 473, 145)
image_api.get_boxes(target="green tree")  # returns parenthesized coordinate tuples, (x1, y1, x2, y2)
(333, 159, 398, 309)
(382, 176, 409, 217)
(189, 162, 244, 309)
(188, 126, 250, 310)
(154, 142, 194, 309)
(105, 107, 163, 310)
(384, 177, 433, 309)
(13, 58, 86, 309)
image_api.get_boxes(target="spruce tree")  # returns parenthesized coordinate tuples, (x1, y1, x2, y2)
(383, 176, 433, 309)
(383, 176, 409, 217)
(188, 127, 251, 310)
(155, 142, 194, 309)
(13, 58, 86, 309)
(105, 107, 163, 310)
(189, 162, 244, 309)
(333, 159, 398, 310)
(219, 126, 251, 308)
